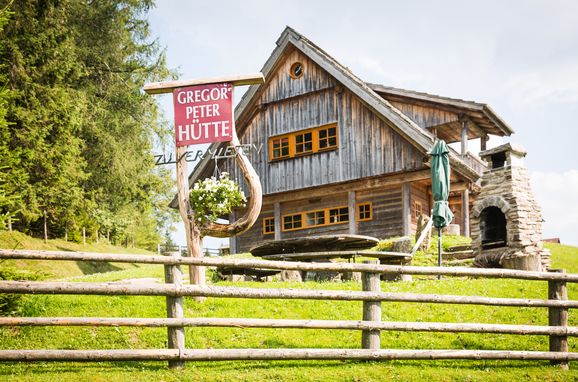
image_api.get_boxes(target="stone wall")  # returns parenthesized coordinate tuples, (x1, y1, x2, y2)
(471, 165, 550, 271)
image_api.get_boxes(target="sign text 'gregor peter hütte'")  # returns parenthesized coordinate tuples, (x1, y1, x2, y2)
(173, 83, 233, 146)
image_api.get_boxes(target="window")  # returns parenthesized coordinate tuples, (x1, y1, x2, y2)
(268, 123, 338, 162)
(289, 62, 304, 79)
(318, 126, 338, 150)
(329, 207, 349, 224)
(270, 136, 290, 160)
(263, 217, 275, 235)
(281, 205, 349, 232)
(283, 214, 302, 231)
(295, 131, 313, 154)
(306, 210, 325, 226)
(414, 201, 423, 219)
(357, 203, 372, 221)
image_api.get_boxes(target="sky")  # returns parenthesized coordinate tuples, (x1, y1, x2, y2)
(148, 0, 578, 247)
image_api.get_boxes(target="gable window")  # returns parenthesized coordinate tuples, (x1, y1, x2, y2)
(283, 214, 302, 231)
(357, 203, 372, 221)
(268, 123, 338, 162)
(289, 62, 304, 79)
(271, 136, 290, 160)
(318, 126, 338, 150)
(263, 217, 275, 235)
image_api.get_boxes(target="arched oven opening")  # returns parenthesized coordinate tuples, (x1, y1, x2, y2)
(480, 206, 507, 249)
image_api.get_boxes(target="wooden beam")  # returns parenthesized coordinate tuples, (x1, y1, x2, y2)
(462, 189, 470, 237)
(1, 348, 578, 362)
(3, 249, 578, 282)
(274, 202, 282, 240)
(461, 119, 469, 155)
(348, 191, 357, 235)
(549, 269, 569, 369)
(264, 169, 431, 205)
(143, 73, 265, 95)
(4, 317, 578, 337)
(163, 251, 185, 369)
(481, 135, 488, 151)
(362, 260, 381, 350)
(402, 183, 411, 236)
(3, 281, 578, 308)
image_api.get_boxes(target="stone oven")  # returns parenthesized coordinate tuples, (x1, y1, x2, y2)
(471, 143, 550, 271)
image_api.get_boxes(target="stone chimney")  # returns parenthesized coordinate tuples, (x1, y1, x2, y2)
(471, 143, 550, 271)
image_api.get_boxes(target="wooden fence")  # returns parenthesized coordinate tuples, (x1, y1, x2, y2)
(0, 249, 576, 369)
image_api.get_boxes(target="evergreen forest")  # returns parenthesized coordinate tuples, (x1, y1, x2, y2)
(0, 0, 176, 249)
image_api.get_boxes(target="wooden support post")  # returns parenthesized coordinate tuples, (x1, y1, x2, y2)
(43, 211, 48, 243)
(401, 183, 411, 237)
(82, 227, 86, 245)
(348, 191, 357, 235)
(164, 250, 185, 369)
(480, 135, 488, 152)
(175, 144, 206, 293)
(362, 260, 381, 350)
(229, 210, 238, 254)
(462, 188, 470, 237)
(460, 120, 469, 155)
(548, 269, 569, 369)
(274, 202, 282, 241)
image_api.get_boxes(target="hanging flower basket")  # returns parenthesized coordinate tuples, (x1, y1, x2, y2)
(189, 172, 246, 225)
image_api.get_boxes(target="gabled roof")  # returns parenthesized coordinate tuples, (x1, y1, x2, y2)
(170, 27, 486, 207)
(368, 83, 514, 137)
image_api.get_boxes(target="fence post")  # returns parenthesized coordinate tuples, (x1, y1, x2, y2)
(548, 268, 568, 370)
(362, 260, 381, 350)
(164, 250, 185, 369)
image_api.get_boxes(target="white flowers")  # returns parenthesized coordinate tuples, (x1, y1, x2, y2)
(189, 173, 246, 224)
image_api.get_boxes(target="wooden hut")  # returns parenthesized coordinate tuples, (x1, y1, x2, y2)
(175, 27, 513, 254)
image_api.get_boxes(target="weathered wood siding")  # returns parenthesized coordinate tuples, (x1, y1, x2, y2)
(224, 49, 427, 196)
(410, 183, 430, 233)
(356, 186, 403, 239)
(386, 100, 459, 130)
(234, 183, 408, 253)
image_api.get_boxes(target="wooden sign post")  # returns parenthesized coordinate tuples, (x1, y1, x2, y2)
(144, 73, 265, 293)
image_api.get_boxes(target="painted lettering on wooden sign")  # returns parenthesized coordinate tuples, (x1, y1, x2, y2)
(173, 83, 233, 146)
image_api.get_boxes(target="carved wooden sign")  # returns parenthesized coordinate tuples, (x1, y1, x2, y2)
(173, 83, 233, 146)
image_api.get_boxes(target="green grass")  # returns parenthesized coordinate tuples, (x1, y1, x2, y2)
(0, 231, 155, 279)
(1, 239, 578, 380)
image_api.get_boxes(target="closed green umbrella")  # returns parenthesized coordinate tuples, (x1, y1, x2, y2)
(430, 140, 453, 274)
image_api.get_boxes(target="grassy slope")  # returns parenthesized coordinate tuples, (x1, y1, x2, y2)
(0, 231, 154, 279)
(0, 240, 577, 380)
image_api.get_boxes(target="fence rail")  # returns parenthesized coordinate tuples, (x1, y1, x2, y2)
(0, 249, 574, 369)
(0, 249, 576, 281)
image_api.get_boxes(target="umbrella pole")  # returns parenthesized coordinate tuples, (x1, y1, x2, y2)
(437, 227, 442, 280)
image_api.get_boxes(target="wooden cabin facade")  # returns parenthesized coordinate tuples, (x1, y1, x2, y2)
(179, 27, 513, 254)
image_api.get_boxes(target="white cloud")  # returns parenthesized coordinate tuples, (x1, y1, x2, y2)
(504, 63, 578, 105)
(531, 170, 578, 246)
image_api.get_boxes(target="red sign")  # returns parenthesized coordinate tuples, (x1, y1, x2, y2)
(173, 83, 233, 146)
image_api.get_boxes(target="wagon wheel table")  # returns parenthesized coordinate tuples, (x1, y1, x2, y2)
(249, 234, 413, 282)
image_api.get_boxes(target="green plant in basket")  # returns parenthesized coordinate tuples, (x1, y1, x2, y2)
(189, 172, 246, 225)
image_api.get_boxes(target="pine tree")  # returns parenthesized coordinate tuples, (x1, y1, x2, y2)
(0, 0, 176, 248)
